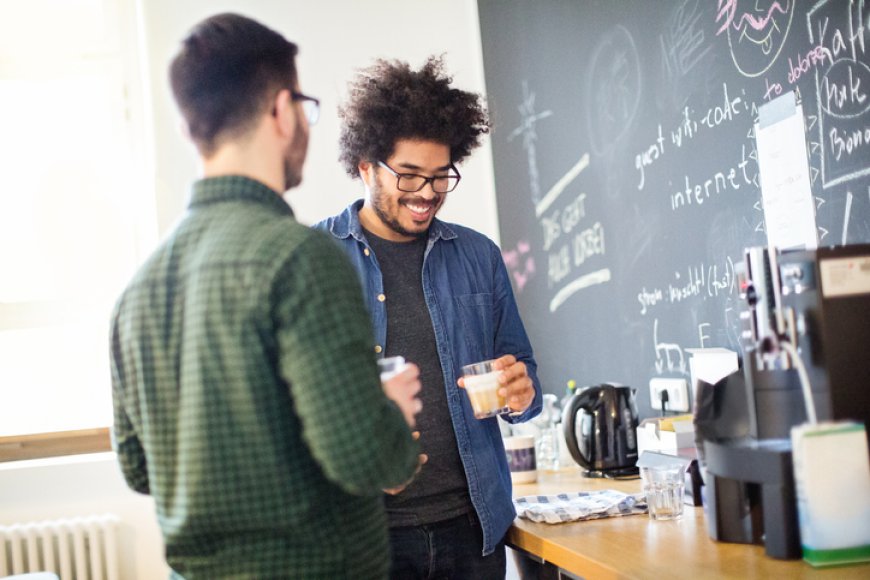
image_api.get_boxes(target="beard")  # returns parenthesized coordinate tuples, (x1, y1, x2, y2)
(369, 178, 443, 239)
(283, 155, 302, 190)
(282, 116, 308, 191)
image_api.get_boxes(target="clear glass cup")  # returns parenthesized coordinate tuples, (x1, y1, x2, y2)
(377, 356, 406, 381)
(462, 359, 509, 419)
(536, 425, 560, 471)
(640, 464, 686, 520)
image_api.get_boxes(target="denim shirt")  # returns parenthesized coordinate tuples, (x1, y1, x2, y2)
(314, 200, 542, 555)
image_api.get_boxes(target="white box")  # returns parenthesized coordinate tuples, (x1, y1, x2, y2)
(637, 417, 696, 455)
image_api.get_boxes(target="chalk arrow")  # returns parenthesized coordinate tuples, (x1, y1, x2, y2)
(818, 227, 829, 240)
(810, 142, 821, 154)
(806, 115, 818, 130)
(747, 127, 756, 139)
(815, 196, 825, 209)
(755, 221, 766, 233)
(753, 201, 763, 211)
(749, 150, 758, 161)
(811, 167, 820, 185)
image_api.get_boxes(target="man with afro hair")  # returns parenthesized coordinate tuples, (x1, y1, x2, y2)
(315, 56, 542, 578)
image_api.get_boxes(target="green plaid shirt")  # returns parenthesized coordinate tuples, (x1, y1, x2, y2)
(110, 176, 418, 579)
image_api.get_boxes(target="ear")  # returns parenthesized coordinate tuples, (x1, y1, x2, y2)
(272, 88, 296, 139)
(358, 160, 374, 186)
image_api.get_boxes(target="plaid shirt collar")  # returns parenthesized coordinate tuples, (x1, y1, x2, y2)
(189, 175, 294, 218)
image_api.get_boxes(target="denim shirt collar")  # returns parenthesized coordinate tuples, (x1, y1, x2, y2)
(328, 199, 458, 245)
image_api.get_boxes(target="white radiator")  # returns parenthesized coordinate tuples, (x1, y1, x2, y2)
(0, 514, 120, 580)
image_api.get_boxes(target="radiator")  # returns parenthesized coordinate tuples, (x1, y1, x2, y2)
(0, 514, 120, 580)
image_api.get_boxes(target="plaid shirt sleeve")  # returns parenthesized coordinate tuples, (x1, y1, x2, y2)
(109, 303, 150, 495)
(274, 233, 419, 494)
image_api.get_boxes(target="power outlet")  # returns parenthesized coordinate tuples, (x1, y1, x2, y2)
(649, 378, 690, 412)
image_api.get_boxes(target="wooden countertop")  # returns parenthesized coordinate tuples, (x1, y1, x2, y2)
(509, 468, 870, 579)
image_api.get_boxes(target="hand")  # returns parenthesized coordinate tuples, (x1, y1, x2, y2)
(381, 363, 423, 428)
(384, 431, 428, 495)
(458, 354, 535, 413)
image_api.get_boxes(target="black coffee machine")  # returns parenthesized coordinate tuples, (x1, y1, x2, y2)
(562, 383, 639, 477)
(696, 245, 870, 560)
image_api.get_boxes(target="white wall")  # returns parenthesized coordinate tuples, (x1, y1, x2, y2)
(0, 2, 497, 579)
(0, 453, 168, 579)
(141, 0, 500, 240)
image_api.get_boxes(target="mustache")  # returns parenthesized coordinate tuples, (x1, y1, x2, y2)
(400, 194, 441, 207)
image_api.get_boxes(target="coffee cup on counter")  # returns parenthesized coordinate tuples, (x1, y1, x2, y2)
(505, 435, 537, 484)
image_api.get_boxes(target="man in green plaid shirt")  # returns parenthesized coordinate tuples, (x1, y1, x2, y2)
(110, 14, 421, 579)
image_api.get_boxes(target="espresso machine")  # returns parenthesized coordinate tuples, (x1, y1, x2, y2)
(696, 244, 870, 559)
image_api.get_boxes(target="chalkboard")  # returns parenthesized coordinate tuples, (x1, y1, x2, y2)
(478, 0, 870, 417)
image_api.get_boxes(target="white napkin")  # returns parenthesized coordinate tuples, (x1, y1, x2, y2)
(514, 490, 647, 524)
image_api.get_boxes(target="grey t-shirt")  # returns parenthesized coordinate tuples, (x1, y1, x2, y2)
(364, 228, 473, 527)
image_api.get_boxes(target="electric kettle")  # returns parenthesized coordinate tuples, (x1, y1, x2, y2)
(562, 383, 640, 476)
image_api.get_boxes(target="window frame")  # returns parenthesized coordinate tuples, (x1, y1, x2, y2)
(0, 0, 155, 461)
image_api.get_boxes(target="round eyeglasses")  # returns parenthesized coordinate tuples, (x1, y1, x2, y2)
(377, 160, 461, 193)
(291, 92, 320, 125)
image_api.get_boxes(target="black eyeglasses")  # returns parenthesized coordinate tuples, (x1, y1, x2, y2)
(291, 91, 320, 125)
(377, 160, 461, 193)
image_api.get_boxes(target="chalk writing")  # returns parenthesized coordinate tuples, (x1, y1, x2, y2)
(670, 145, 755, 211)
(829, 125, 870, 161)
(843, 190, 854, 245)
(661, 0, 713, 82)
(547, 221, 607, 288)
(587, 25, 641, 155)
(541, 192, 587, 251)
(698, 323, 712, 348)
(809, 0, 870, 188)
(502, 240, 536, 293)
(653, 318, 688, 375)
(635, 83, 748, 190)
(549, 268, 612, 313)
(636, 257, 737, 315)
(536, 155, 589, 218)
(508, 81, 553, 207)
(638, 287, 664, 316)
(635, 125, 665, 190)
(718, 0, 795, 78)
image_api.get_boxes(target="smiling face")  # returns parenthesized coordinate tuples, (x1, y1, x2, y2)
(358, 139, 452, 242)
(721, 0, 794, 77)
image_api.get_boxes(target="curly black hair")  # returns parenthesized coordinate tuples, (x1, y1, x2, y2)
(338, 55, 490, 178)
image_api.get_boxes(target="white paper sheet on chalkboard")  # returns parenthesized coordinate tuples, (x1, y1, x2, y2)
(755, 98, 818, 250)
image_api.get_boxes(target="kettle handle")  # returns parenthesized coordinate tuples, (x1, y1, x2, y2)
(562, 386, 602, 470)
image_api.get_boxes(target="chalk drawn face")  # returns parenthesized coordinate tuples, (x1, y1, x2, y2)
(358, 139, 450, 242)
(717, 0, 795, 77)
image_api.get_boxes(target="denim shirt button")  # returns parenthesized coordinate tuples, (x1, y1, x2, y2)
(364, 247, 370, 256)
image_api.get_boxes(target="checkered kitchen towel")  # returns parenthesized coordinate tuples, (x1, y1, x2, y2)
(514, 490, 647, 523)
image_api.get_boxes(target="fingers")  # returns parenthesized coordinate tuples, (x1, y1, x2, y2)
(493, 354, 517, 370)
(398, 363, 422, 395)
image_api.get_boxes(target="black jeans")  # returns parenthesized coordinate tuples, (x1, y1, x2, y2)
(388, 511, 506, 580)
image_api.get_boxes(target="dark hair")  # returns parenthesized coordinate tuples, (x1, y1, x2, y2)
(169, 13, 298, 156)
(338, 55, 490, 178)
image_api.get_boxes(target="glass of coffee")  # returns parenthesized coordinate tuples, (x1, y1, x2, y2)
(462, 359, 510, 419)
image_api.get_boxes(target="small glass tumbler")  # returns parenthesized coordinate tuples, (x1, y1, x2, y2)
(640, 464, 686, 521)
(462, 359, 510, 419)
(377, 356, 406, 381)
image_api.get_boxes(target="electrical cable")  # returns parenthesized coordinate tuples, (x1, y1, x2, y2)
(779, 340, 817, 425)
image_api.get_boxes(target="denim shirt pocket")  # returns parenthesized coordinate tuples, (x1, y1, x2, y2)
(455, 292, 494, 362)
